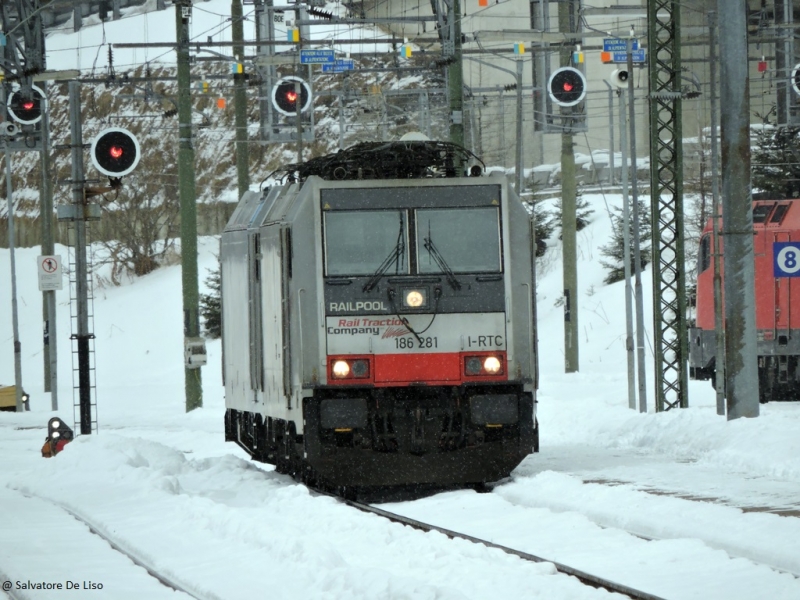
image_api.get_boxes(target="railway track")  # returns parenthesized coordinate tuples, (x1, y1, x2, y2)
(17, 493, 216, 600)
(328, 493, 668, 600)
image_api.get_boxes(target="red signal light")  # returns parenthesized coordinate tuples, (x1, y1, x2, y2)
(7, 85, 46, 125)
(547, 67, 587, 107)
(271, 76, 311, 116)
(91, 128, 140, 177)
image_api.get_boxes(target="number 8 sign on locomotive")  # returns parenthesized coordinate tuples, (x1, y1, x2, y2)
(774, 242, 800, 277)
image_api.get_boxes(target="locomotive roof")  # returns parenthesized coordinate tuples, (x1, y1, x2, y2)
(267, 140, 484, 183)
(703, 199, 800, 234)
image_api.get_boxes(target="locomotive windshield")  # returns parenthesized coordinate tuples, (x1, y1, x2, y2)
(324, 210, 409, 276)
(417, 207, 501, 273)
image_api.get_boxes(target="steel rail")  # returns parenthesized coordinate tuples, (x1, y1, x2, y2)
(18, 492, 216, 600)
(336, 495, 669, 600)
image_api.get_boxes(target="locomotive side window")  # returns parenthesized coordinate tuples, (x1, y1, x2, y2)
(416, 207, 502, 273)
(770, 204, 789, 224)
(752, 203, 775, 224)
(324, 210, 409, 276)
(699, 235, 711, 273)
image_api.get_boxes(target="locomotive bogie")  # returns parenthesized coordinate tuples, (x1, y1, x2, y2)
(221, 172, 538, 487)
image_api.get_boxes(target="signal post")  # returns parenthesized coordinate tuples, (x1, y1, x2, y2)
(3, 80, 48, 413)
(60, 80, 141, 433)
(547, 65, 586, 374)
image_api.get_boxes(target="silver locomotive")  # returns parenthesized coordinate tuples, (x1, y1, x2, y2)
(221, 142, 538, 490)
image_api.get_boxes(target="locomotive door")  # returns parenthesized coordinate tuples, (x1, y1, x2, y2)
(248, 232, 264, 393)
(258, 225, 290, 410)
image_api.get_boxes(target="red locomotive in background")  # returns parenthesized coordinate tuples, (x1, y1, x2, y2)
(689, 199, 800, 402)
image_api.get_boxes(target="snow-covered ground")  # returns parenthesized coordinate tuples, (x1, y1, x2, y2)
(2, 192, 800, 600)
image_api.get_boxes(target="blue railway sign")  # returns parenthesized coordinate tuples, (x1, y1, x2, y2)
(774, 242, 800, 277)
(603, 38, 639, 52)
(300, 49, 335, 64)
(322, 59, 355, 73)
(611, 49, 646, 63)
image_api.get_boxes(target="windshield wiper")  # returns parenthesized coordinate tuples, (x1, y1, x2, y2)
(423, 235, 461, 290)
(363, 213, 405, 293)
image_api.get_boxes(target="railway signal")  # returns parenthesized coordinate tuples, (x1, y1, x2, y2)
(609, 69, 630, 90)
(41, 417, 74, 457)
(90, 127, 141, 177)
(7, 84, 47, 125)
(548, 67, 587, 107)
(271, 76, 311, 116)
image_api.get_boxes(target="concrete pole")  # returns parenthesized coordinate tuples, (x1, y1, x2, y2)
(515, 58, 524, 194)
(605, 81, 615, 184)
(627, 38, 648, 412)
(619, 91, 636, 411)
(499, 90, 507, 167)
(708, 11, 725, 416)
(559, 0, 578, 373)
(718, 0, 759, 419)
(447, 0, 465, 168)
(295, 78, 304, 161)
(5, 148, 24, 413)
(232, 0, 250, 198)
(339, 93, 345, 150)
(176, 1, 203, 411)
(39, 81, 58, 410)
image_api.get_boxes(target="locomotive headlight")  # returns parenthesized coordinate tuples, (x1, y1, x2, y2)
(483, 356, 502, 374)
(332, 360, 350, 378)
(404, 289, 426, 308)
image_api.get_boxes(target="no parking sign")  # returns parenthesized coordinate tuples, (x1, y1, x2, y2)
(773, 242, 800, 277)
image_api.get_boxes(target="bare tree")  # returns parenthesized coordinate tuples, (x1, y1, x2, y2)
(97, 148, 180, 283)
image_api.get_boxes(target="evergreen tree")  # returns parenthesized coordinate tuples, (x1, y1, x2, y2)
(532, 201, 556, 257)
(555, 190, 595, 232)
(599, 199, 652, 285)
(752, 126, 800, 198)
(200, 264, 222, 339)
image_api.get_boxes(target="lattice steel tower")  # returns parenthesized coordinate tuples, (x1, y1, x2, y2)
(647, 0, 689, 411)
